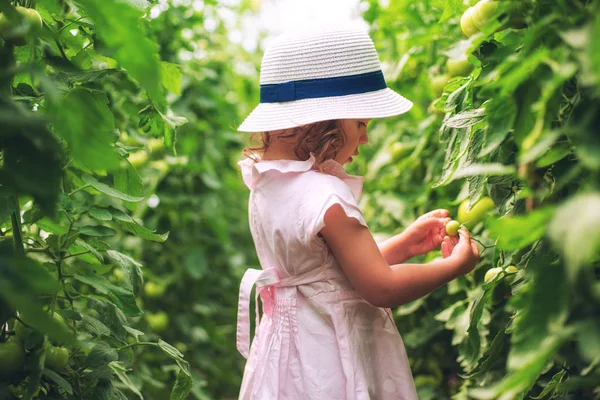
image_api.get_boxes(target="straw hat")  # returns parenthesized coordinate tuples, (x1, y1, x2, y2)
(237, 23, 413, 132)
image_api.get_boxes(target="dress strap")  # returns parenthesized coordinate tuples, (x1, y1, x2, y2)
(236, 267, 280, 359)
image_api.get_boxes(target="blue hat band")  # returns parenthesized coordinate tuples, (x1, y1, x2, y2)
(259, 70, 387, 103)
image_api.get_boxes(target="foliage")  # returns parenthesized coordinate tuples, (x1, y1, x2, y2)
(0, 0, 259, 398)
(354, 0, 600, 398)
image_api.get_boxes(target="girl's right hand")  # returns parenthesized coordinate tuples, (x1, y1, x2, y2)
(441, 229, 479, 276)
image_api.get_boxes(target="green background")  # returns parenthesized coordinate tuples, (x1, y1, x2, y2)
(0, 0, 599, 399)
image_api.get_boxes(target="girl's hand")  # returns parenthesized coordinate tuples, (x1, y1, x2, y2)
(403, 209, 452, 258)
(441, 229, 480, 276)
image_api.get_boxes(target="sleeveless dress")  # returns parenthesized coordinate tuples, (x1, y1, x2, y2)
(236, 155, 418, 400)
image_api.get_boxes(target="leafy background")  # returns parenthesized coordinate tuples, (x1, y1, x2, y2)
(0, 0, 599, 399)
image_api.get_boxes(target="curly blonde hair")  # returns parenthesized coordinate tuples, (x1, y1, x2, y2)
(242, 120, 346, 169)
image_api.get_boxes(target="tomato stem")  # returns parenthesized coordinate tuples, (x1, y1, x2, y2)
(11, 197, 24, 257)
(117, 341, 160, 352)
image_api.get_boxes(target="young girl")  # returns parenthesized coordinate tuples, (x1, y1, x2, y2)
(236, 24, 479, 400)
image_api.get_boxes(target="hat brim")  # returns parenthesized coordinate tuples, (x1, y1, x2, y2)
(237, 88, 413, 132)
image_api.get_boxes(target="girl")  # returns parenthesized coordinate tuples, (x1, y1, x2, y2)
(236, 24, 479, 400)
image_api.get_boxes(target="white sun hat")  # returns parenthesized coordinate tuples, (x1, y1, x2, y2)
(237, 23, 413, 133)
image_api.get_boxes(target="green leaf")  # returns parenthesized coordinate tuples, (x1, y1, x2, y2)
(75, 272, 143, 317)
(87, 297, 129, 340)
(48, 89, 119, 171)
(444, 108, 486, 129)
(106, 250, 144, 296)
(438, 0, 463, 23)
(68, 239, 105, 264)
(82, 175, 145, 202)
(87, 341, 119, 367)
(161, 62, 183, 95)
(479, 97, 517, 158)
(535, 142, 572, 167)
(109, 361, 144, 400)
(171, 368, 193, 400)
(104, 206, 169, 242)
(549, 193, 600, 283)
(159, 339, 191, 377)
(77, 0, 163, 105)
(42, 369, 74, 395)
(113, 161, 143, 212)
(89, 382, 128, 400)
(81, 314, 111, 337)
(449, 163, 516, 182)
(138, 105, 187, 151)
(79, 225, 118, 237)
(443, 78, 471, 112)
(530, 370, 566, 399)
(461, 326, 509, 379)
(89, 208, 113, 221)
(487, 207, 554, 250)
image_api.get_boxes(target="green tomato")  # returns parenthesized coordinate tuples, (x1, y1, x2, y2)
(0, 341, 26, 378)
(472, 0, 499, 30)
(505, 265, 518, 274)
(445, 220, 460, 237)
(146, 311, 169, 332)
(446, 57, 473, 77)
(45, 345, 69, 371)
(144, 281, 166, 298)
(128, 150, 148, 167)
(431, 74, 449, 97)
(0, 7, 43, 45)
(484, 267, 502, 283)
(457, 197, 495, 229)
(390, 142, 413, 161)
(460, 6, 479, 37)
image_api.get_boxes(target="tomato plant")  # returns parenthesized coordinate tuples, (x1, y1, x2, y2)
(359, 0, 600, 398)
(0, 0, 257, 398)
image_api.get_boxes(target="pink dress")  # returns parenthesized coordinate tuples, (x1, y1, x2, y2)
(236, 155, 418, 400)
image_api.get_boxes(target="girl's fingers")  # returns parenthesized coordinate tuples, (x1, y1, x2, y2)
(441, 237, 451, 258)
(418, 209, 450, 221)
(449, 235, 459, 246)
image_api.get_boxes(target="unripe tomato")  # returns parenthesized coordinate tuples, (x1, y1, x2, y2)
(0, 7, 43, 46)
(472, 0, 499, 30)
(45, 344, 69, 371)
(146, 311, 169, 332)
(147, 138, 165, 153)
(445, 220, 460, 237)
(128, 150, 148, 167)
(460, 7, 479, 37)
(431, 74, 449, 97)
(457, 197, 495, 229)
(446, 57, 473, 77)
(0, 341, 26, 378)
(484, 267, 502, 283)
(113, 268, 127, 281)
(390, 142, 413, 161)
(175, 342, 188, 353)
(505, 265, 518, 274)
(144, 281, 166, 298)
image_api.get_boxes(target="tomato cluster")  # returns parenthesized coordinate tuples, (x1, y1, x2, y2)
(460, 0, 525, 38)
(0, 313, 71, 385)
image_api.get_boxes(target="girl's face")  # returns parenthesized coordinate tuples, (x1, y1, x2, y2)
(336, 119, 371, 165)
